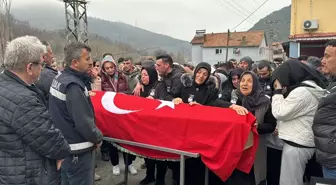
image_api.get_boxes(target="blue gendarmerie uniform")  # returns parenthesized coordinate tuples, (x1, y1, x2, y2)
(49, 67, 103, 185)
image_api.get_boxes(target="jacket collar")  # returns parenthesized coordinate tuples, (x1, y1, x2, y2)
(64, 67, 92, 90)
(44, 64, 58, 74)
(3, 70, 46, 104)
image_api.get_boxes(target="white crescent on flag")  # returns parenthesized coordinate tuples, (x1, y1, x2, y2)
(102, 92, 141, 114)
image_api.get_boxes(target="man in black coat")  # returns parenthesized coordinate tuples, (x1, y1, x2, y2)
(313, 40, 336, 180)
(49, 42, 103, 185)
(0, 36, 71, 185)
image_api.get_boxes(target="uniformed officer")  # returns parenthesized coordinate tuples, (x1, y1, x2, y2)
(49, 42, 103, 185)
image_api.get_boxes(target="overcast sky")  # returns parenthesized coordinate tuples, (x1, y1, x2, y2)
(12, 0, 291, 41)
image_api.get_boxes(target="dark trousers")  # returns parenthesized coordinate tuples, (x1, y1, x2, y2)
(168, 161, 180, 182)
(224, 166, 255, 185)
(145, 159, 168, 182)
(106, 142, 135, 166)
(61, 151, 94, 185)
(101, 140, 109, 154)
(266, 147, 282, 185)
(304, 154, 323, 182)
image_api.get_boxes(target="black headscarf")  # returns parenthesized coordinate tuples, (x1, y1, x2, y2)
(140, 65, 158, 97)
(229, 68, 244, 89)
(271, 59, 325, 96)
(193, 62, 211, 86)
(181, 62, 215, 105)
(239, 71, 270, 112)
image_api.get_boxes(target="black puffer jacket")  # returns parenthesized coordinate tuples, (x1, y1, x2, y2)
(313, 80, 336, 168)
(0, 70, 71, 185)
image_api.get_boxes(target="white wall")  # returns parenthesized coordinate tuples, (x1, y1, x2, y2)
(201, 47, 265, 66)
(191, 44, 203, 64)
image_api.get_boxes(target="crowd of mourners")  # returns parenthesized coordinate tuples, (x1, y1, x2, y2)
(0, 35, 336, 185)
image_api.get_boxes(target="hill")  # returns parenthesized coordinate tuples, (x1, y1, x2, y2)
(11, 4, 191, 57)
(249, 5, 291, 44)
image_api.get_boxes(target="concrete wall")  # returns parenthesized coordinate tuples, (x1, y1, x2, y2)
(201, 47, 265, 66)
(191, 44, 203, 63)
(291, 0, 336, 36)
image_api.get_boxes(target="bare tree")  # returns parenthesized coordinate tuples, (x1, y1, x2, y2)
(0, 0, 12, 68)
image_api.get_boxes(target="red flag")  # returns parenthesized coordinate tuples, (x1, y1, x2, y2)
(91, 91, 258, 181)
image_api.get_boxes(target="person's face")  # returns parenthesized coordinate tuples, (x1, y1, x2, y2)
(103, 62, 116, 76)
(73, 48, 91, 73)
(95, 61, 101, 68)
(27, 54, 44, 83)
(195, 68, 209, 85)
(257, 67, 271, 79)
(323, 46, 336, 76)
(118, 63, 124, 71)
(87, 59, 93, 75)
(240, 61, 249, 70)
(141, 69, 150, 85)
(240, 74, 253, 96)
(231, 61, 238, 68)
(123, 60, 133, 72)
(43, 45, 54, 65)
(155, 59, 169, 77)
(232, 75, 240, 89)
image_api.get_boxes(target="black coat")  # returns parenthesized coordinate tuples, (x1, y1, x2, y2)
(180, 73, 231, 108)
(0, 70, 71, 185)
(313, 80, 336, 168)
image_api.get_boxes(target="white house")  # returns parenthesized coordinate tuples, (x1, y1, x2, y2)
(191, 30, 270, 66)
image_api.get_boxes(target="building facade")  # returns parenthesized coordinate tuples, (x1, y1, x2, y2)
(191, 30, 269, 66)
(289, 0, 336, 58)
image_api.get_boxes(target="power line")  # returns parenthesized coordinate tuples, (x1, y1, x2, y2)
(231, 0, 269, 30)
(222, 0, 259, 22)
(214, 0, 256, 25)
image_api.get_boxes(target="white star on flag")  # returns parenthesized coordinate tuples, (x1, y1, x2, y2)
(156, 100, 175, 110)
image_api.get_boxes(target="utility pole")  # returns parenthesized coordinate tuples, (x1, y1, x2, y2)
(225, 29, 230, 62)
(63, 0, 89, 44)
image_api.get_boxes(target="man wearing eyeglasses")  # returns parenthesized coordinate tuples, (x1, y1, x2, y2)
(0, 36, 71, 185)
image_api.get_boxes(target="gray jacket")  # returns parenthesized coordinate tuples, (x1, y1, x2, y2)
(0, 70, 71, 185)
(313, 81, 336, 168)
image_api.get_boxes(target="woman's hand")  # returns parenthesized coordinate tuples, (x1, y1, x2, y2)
(229, 104, 249, 115)
(173, 98, 183, 105)
(133, 82, 144, 96)
(91, 67, 99, 78)
(273, 79, 283, 90)
(189, 101, 200, 106)
(147, 96, 154, 99)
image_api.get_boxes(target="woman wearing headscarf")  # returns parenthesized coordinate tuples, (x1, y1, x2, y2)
(271, 60, 325, 185)
(139, 63, 168, 185)
(221, 68, 245, 104)
(230, 71, 277, 185)
(173, 62, 248, 185)
(100, 55, 138, 176)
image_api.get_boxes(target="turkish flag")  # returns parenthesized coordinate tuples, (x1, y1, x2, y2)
(91, 91, 258, 181)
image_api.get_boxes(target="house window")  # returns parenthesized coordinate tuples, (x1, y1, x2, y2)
(215, 49, 222, 55)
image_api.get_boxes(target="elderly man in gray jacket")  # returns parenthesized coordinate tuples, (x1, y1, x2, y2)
(0, 36, 71, 185)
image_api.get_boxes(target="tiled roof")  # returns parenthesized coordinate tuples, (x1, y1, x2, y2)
(190, 30, 265, 47)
